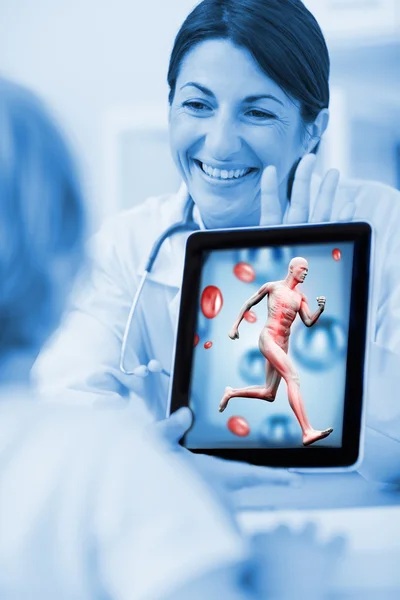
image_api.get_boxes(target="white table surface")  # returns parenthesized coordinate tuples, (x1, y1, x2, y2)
(233, 472, 400, 511)
(235, 473, 400, 597)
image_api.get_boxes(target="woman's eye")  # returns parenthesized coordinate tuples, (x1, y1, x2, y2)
(183, 101, 210, 112)
(246, 109, 276, 120)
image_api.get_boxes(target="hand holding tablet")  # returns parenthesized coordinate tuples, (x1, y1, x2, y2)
(169, 222, 372, 470)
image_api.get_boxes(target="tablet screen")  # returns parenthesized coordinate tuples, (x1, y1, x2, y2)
(170, 223, 371, 468)
(186, 242, 353, 449)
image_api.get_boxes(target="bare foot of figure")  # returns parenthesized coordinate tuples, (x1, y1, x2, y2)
(219, 387, 233, 412)
(302, 427, 333, 447)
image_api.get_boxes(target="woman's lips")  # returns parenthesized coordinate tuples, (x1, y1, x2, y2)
(193, 159, 258, 185)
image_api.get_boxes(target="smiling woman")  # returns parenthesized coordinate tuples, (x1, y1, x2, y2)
(167, 0, 330, 228)
(169, 39, 322, 228)
(35, 0, 400, 488)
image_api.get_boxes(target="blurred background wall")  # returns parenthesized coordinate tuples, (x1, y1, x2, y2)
(1, 0, 399, 231)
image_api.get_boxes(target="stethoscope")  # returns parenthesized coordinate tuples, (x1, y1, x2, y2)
(119, 196, 200, 377)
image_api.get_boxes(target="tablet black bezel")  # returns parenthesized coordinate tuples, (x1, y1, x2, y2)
(170, 222, 371, 468)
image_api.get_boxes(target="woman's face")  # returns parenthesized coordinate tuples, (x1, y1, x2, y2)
(169, 39, 308, 229)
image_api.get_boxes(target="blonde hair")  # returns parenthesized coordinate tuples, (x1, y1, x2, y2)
(0, 78, 86, 352)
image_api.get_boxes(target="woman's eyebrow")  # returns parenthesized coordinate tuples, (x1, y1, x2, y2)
(180, 82, 214, 96)
(179, 83, 284, 106)
(244, 94, 284, 106)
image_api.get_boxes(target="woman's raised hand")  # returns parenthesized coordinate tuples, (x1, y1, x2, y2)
(260, 154, 354, 227)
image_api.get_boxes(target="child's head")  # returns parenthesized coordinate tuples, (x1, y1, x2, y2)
(0, 78, 86, 358)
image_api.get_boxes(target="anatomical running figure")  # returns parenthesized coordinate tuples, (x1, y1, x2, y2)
(219, 257, 333, 447)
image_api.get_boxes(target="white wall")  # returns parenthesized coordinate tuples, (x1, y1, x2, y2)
(0, 0, 197, 228)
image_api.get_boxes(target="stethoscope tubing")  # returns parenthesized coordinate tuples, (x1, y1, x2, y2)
(119, 269, 149, 375)
(119, 198, 199, 376)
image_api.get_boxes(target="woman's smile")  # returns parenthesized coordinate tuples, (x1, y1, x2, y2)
(192, 158, 259, 186)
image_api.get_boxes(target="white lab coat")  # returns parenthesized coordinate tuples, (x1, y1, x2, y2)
(34, 178, 400, 481)
(0, 391, 246, 599)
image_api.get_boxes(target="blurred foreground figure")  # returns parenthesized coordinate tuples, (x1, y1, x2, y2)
(0, 78, 252, 600)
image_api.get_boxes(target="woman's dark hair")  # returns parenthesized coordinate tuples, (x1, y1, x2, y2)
(167, 0, 330, 126)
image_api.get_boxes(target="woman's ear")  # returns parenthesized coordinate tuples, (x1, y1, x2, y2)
(304, 108, 330, 154)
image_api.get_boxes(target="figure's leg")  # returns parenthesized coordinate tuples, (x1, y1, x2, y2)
(265, 360, 282, 400)
(264, 340, 333, 446)
(219, 359, 281, 413)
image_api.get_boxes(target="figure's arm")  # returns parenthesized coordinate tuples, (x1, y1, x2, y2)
(299, 295, 325, 327)
(229, 283, 272, 339)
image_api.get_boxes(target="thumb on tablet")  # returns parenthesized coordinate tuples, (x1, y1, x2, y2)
(154, 407, 193, 445)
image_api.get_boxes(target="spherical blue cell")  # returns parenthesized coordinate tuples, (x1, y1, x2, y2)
(238, 348, 265, 384)
(259, 414, 300, 447)
(233, 247, 293, 285)
(291, 316, 346, 371)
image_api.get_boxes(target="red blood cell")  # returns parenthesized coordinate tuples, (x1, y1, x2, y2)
(227, 416, 250, 437)
(194, 334, 199, 347)
(244, 310, 257, 323)
(332, 248, 341, 261)
(204, 341, 213, 349)
(201, 285, 223, 319)
(233, 262, 256, 283)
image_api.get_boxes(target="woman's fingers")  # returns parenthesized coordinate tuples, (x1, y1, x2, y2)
(310, 168, 340, 223)
(260, 156, 346, 227)
(260, 165, 282, 226)
(286, 154, 317, 224)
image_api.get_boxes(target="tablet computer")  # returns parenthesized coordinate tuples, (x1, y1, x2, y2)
(168, 222, 372, 470)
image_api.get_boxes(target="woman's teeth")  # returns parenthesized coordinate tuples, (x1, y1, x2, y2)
(200, 162, 251, 180)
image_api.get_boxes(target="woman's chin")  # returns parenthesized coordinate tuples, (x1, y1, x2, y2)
(188, 184, 259, 229)
(200, 207, 259, 230)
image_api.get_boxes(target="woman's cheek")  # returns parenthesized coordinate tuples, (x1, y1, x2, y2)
(171, 124, 199, 161)
(248, 127, 283, 167)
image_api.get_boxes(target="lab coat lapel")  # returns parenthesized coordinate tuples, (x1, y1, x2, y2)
(136, 182, 202, 339)
(137, 183, 189, 290)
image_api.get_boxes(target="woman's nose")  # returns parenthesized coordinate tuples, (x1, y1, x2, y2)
(204, 115, 242, 160)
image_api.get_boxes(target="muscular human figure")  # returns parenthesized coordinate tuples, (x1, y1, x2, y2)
(219, 257, 333, 447)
